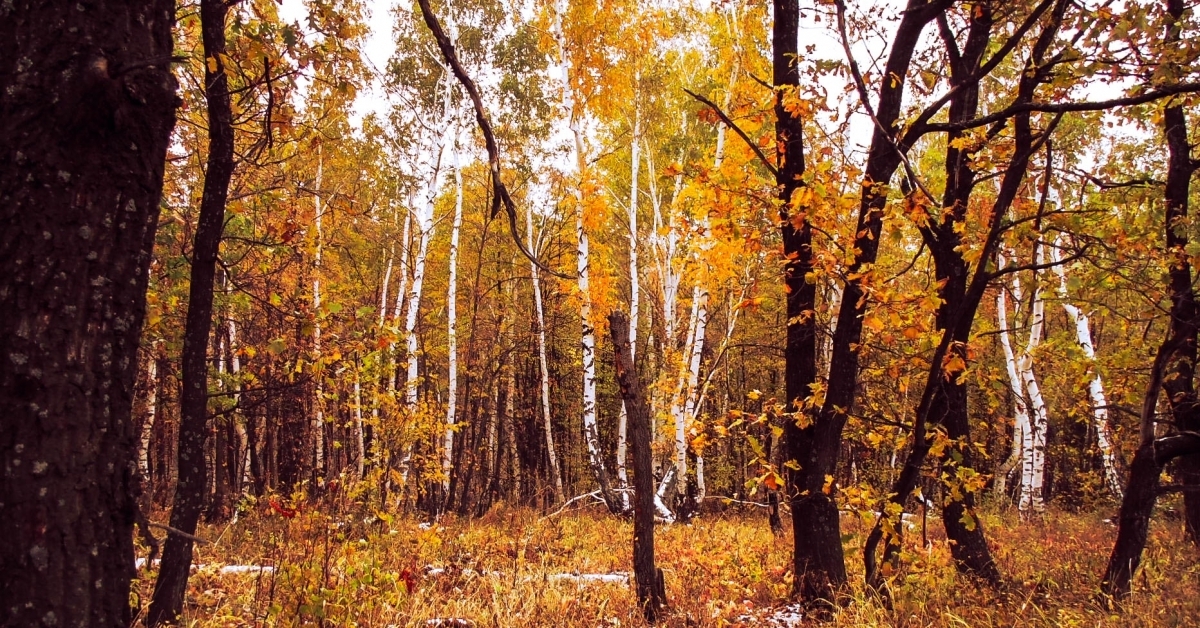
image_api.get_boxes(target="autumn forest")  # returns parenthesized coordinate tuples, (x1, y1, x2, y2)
(3, 0, 1200, 626)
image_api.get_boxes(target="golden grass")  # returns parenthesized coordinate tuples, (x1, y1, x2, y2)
(132, 502, 1200, 627)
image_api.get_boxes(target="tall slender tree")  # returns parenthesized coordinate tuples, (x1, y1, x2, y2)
(149, 0, 235, 623)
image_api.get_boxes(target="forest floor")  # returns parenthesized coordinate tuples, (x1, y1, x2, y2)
(132, 499, 1200, 627)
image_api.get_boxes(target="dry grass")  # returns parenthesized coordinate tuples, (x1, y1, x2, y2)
(132, 501, 1200, 627)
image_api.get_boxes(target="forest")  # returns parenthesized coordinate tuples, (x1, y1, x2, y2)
(2, 0, 1200, 625)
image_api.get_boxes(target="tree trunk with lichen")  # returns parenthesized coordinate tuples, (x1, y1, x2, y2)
(0, 1, 178, 625)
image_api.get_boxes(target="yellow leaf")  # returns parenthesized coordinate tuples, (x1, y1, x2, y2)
(942, 354, 966, 378)
(206, 56, 218, 74)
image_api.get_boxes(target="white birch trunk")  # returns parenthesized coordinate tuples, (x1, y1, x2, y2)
(616, 108, 641, 510)
(823, 282, 842, 379)
(400, 87, 454, 486)
(138, 350, 158, 488)
(353, 358, 365, 480)
(554, 0, 611, 502)
(529, 206, 565, 503)
(654, 466, 678, 522)
(995, 249, 1030, 500)
(385, 197, 414, 416)
(1050, 235, 1123, 499)
(646, 134, 685, 352)
(378, 244, 393, 330)
(486, 380, 499, 498)
(312, 148, 325, 481)
(666, 89, 728, 505)
(690, 289, 749, 503)
(372, 227, 394, 440)
(226, 317, 250, 491)
(670, 294, 701, 498)
(504, 348, 521, 501)
(392, 200, 413, 327)
(443, 142, 463, 497)
(1014, 246, 1049, 515)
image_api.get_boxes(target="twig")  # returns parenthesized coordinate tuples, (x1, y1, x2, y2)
(147, 522, 210, 545)
(540, 490, 602, 520)
(833, 0, 940, 206)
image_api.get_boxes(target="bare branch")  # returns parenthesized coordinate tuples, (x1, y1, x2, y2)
(925, 82, 1200, 133)
(416, 0, 570, 280)
(682, 88, 778, 177)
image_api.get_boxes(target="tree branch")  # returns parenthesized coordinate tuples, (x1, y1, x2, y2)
(416, 0, 571, 280)
(682, 88, 778, 177)
(925, 82, 1200, 133)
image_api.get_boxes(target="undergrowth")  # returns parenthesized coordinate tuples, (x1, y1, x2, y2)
(131, 502, 1200, 627)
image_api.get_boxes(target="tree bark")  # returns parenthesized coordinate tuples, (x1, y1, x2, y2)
(1102, 1, 1199, 597)
(772, 0, 823, 601)
(529, 205, 565, 503)
(1099, 352, 1200, 598)
(444, 139, 463, 506)
(0, 2, 177, 625)
(1158, 0, 1200, 547)
(616, 110, 642, 511)
(1015, 245, 1050, 515)
(1050, 236, 1123, 499)
(148, 1, 232, 623)
(311, 147, 326, 486)
(993, 255, 1030, 502)
(610, 311, 665, 621)
(791, 0, 952, 602)
(860, 0, 1068, 588)
(139, 347, 162, 509)
(400, 107, 451, 486)
(552, 0, 619, 513)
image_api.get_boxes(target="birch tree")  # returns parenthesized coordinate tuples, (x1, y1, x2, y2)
(1050, 234, 1123, 499)
(552, 0, 618, 511)
(443, 137, 464, 502)
(529, 204, 565, 503)
(312, 147, 326, 483)
(994, 250, 1031, 500)
(1014, 244, 1050, 515)
(616, 110, 642, 511)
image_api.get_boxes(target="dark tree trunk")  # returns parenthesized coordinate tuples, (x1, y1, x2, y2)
(1102, 1, 1199, 598)
(862, 0, 1069, 587)
(1158, 0, 1200, 547)
(1102, 395, 1200, 599)
(786, 0, 951, 604)
(922, 5, 1000, 584)
(610, 311, 665, 622)
(771, 0, 825, 601)
(148, 0, 234, 623)
(1100, 441, 1163, 599)
(0, 1, 178, 625)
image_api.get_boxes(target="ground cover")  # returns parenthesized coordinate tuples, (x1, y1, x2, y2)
(132, 502, 1200, 627)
